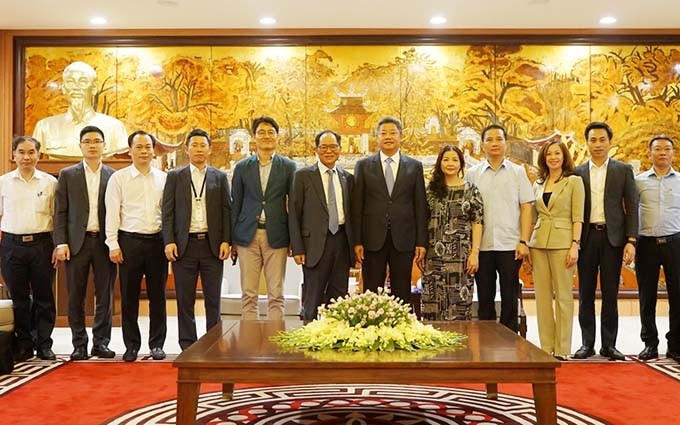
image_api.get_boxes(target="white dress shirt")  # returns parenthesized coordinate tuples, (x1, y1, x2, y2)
(588, 158, 609, 224)
(189, 163, 209, 233)
(317, 162, 345, 225)
(105, 165, 167, 251)
(0, 169, 57, 234)
(84, 160, 102, 232)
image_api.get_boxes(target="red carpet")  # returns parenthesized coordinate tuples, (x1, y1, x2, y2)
(1, 360, 679, 424)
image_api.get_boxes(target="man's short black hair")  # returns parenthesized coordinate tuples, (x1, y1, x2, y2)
(186, 128, 211, 146)
(481, 124, 507, 141)
(376, 116, 403, 133)
(584, 122, 613, 140)
(12, 136, 40, 152)
(648, 134, 675, 149)
(314, 130, 342, 147)
(252, 116, 279, 134)
(80, 125, 105, 142)
(127, 130, 157, 148)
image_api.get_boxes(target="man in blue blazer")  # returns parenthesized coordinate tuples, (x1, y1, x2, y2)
(231, 117, 296, 320)
(55, 125, 117, 360)
(162, 129, 231, 350)
(289, 130, 354, 322)
(352, 116, 427, 304)
(573, 122, 639, 361)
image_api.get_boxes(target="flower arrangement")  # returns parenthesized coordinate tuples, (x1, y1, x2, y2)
(272, 288, 465, 353)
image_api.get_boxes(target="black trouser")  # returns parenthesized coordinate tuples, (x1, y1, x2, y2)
(362, 230, 414, 306)
(0, 233, 55, 351)
(636, 234, 680, 352)
(302, 227, 350, 321)
(476, 251, 522, 333)
(118, 232, 167, 351)
(66, 235, 117, 348)
(173, 236, 223, 350)
(577, 227, 623, 349)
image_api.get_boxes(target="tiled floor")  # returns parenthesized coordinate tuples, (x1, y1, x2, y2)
(48, 299, 672, 357)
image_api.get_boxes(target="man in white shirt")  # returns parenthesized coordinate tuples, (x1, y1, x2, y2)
(162, 129, 231, 350)
(0, 136, 58, 362)
(105, 130, 167, 362)
(55, 125, 117, 361)
(465, 124, 534, 333)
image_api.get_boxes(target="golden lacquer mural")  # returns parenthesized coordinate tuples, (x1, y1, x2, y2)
(23, 43, 680, 174)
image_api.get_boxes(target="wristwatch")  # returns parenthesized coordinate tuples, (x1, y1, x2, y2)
(519, 240, 528, 246)
(627, 238, 637, 247)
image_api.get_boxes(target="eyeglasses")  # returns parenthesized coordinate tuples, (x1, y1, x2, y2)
(317, 144, 340, 152)
(80, 139, 104, 145)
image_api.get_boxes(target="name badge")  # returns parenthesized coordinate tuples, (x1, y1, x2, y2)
(195, 199, 205, 222)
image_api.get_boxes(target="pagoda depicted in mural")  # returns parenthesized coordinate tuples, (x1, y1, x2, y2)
(329, 92, 373, 155)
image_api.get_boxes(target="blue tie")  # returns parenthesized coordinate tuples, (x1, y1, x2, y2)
(327, 169, 339, 234)
(384, 157, 395, 196)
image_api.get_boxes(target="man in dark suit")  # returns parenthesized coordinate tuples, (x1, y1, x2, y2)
(573, 121, 639, 360)
(231, 116, 296, 320)
(162, 129, 231, 350)
(55, 125, 117, 361)
(289, 130, 354, 322)
(352, 116, 427, 304)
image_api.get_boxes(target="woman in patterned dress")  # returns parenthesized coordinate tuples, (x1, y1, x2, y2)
(421, 145, 484, 320)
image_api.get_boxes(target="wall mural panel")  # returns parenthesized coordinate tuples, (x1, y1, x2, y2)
(21, 42, 680, 292)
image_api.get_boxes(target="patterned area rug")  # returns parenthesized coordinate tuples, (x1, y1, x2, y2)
(106, 384, 609, 425)
(0, 356, 67, 396)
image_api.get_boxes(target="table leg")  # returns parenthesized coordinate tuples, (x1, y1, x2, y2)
(177, 382, 200, 425)
(485, 383, 498, 400)
(533, 383, 557, 425)
(222, 383, 234, 400)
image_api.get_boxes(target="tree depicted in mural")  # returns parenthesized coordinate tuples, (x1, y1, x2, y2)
(142, 55, 215, 144)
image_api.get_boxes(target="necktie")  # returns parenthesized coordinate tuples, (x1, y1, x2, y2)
(385, 157, 395, 196)
(327, 169, 339, 234)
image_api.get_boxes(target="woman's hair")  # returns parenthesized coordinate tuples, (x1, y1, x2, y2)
(428, 145, 465, 198)
(536, 139, 574, 183)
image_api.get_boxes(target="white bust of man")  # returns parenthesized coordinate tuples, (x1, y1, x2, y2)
(32, 61, 128, 159)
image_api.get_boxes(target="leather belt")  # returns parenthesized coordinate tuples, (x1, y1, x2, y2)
(2, 231, 50, 243)
(590, 223, 606, 231)
(85, 231, 100, 238)
(640, 232, 680, 245)
(119, 230, 161, 239)
(257, 222, 266, 229)
(189, 232, 208, 240)
(330, 225, 346, 234)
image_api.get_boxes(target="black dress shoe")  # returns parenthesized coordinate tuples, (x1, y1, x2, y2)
(638, 345, 659, 361)
(150, 347, 166, 360)
(573, 345, 595, 359)
(13, 347, 34, 363)
(70, 346, 89, 361)
(36, 348, 56, 361)
(122, 349, 138, 362)
(600, 346, 626, 361)
(91, 344, 116, 359)
(666, 351, 680, 362)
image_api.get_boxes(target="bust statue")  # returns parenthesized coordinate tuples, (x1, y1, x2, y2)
(32, 61, 129, 159)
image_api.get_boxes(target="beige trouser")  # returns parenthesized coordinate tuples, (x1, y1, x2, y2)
(238, 229, 287, 320)
(530, 248, 575, 357)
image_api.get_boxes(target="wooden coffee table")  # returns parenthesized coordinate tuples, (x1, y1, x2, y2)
(174, 320, 559, 425)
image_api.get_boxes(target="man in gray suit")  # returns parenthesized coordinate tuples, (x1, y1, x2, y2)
(352, 116, 427, 304)
(55, 125, 117, 360)
(231, 116, 296, 320)
(289, 130, 354, 323)
(573, 121, 639, 360)
(162, 129, 232, 350)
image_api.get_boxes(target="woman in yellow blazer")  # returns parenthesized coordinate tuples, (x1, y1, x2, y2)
(529, 140, 585, 360)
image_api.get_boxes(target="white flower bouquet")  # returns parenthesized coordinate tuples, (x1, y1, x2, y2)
(272, 288, 465, 352)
